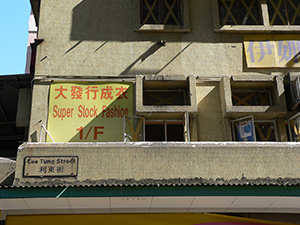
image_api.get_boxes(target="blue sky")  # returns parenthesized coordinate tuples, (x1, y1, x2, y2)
(0, 0, 31, 75)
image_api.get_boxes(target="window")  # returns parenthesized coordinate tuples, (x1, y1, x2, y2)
(123, 113, 190, 142)
(232, 90, 272, 106)
(135, 0, 190, 32)
(213, 0, 300, 32)
(124, 115, 145, 142)
(136, 75, 197, 115)
(288, 112, 300, 141)
(145, 120, 184, 141)
(218, 0, 262, 25)
(143, 88, 190, 106)
(232, 116, 278, 141)
(140, 0, 183, 25)
(267, 0, 300, 25)
(143, 79, 190, 106)
(220, 76, 287, 142)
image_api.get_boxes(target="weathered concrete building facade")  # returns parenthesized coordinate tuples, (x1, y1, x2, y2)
(3, 0, 300, 224)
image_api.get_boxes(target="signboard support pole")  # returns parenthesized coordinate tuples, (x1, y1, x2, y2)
(40, 124, 56, 142)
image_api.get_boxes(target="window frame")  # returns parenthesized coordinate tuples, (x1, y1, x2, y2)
(220, 75, 287, 120)
(254, 119, 278, 141)
(123, 114, 190, 142)
(136, 75, 197, 115)
(288, 112, 300, 142)
(231, 89, 273, 106)
(145, 120, 185, 141)
(218, 0, 263, 26)
(212, 0, 300, 33)
(232, 115, 278, 142)
(267, 0, 300, 26)
(135, 0, 190, 32)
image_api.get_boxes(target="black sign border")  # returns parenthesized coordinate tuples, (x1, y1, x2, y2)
(23, 156, 79, 178)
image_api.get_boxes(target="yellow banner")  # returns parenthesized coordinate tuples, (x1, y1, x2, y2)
(244, 35, 300, 68)
(47, 82, 133, 142)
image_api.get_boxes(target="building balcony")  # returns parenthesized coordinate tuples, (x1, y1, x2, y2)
(14, 141, 300, 186)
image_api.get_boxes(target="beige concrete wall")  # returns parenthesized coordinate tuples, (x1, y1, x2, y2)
(0, 158, 15, 184)
(197, 81, 224, 141)
(14, 142, 300, 185)
(34, 0, 283, 78)
(28, 81, 51, 142)
(29, 0, 297, 142)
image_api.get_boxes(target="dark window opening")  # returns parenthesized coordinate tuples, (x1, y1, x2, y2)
(140, 0, 183, 25)
(143, 90, 188, 105)
(30, 43, 37, 74)
(267, 0, 300, 25)
(218, 0, 262, 26)
(232, 90, 272, 106)
(143, 80, 191, 106)
(254, 121, 277, 141)
(288, 112, 300, 142)
(145, 121, 184, 141)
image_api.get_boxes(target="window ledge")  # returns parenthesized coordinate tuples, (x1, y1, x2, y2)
(215, 25, 300, 33)
(135, 25, 190, 33)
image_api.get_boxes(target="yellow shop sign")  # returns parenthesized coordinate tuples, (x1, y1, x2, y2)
(47, 82, 133, 142)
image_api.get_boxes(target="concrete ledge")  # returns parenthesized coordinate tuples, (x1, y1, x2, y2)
(0, 158, 16, 184)
(15, 142, 300, 185)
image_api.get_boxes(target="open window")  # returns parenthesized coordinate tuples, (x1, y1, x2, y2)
(143, 83, 190, 106)
(123, 115, 145, 142)
(232, 115, 278, 141)
(145, 120, 184, 141)
(288, 112, 300, 142)
(232, 90, 272, 106)
(255, 120, 278, 141)
(220, 76, 287, 120)
(136, 75, 197, 116)
(124, 112, 190, 142)
(221, 76, 286, 142)
(232, 116, 256, 141)
(284, 73, 300, 111)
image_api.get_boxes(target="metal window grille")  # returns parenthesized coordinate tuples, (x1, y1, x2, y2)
(267, 0, 300, 25)
(288, 112, 300, 142)
(140, 0, 183, 25)
(143, 89, 188, 106)
(254, 120, 277, 141)
(232, 90, 272, 106)
(218, 0, 262, 25)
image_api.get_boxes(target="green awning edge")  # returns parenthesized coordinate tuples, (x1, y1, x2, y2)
(1, 185, 300, 199)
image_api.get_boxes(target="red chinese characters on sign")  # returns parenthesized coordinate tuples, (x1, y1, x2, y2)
(101, 86, 113, 100)
(86, 86, 98, 100)
(53, 85, 129, 100)
(71, 86, 83, 99)
(116, 86, 128, 99)
(55, 86, 68, 99)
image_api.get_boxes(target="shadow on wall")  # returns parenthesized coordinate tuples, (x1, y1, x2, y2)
(70, 0, 182, 42)
(120, 42, 192, 75)
(70, 0, 239, 43)
(197, 83, 224, 141)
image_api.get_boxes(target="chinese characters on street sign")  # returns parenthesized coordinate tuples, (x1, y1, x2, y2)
(244, 35, 300, 68)
(47, 82, 133, 142)
(23, 156, 78, 177)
